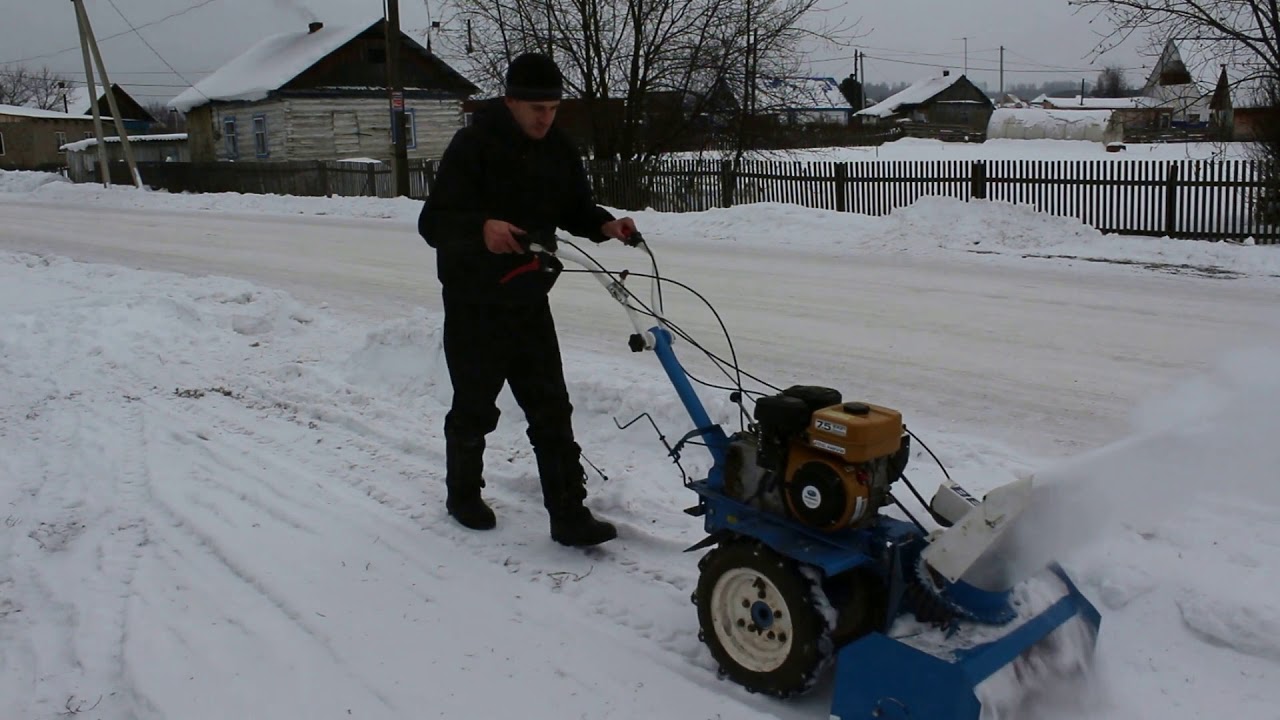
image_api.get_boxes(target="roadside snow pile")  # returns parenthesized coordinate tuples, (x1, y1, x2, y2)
(5, 166, 1277, 278)
(0, 169, 69, 193)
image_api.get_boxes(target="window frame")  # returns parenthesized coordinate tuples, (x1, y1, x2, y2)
(223, 116, 239, 159)
(252, 113, 269, 158)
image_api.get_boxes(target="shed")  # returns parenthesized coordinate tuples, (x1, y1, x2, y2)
(61, 133, 189, 182)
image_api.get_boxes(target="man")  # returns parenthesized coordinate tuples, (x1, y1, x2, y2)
(417, 52, 640, 547)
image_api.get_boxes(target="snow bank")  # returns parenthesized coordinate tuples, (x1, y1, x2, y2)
(0, 169, 71, 193)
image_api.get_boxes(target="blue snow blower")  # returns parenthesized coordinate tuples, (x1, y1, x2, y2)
(528, 233, 1101, 719)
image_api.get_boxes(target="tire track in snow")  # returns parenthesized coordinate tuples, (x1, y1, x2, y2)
(193, 382, 741, 690)
(128, 396, 401, 715)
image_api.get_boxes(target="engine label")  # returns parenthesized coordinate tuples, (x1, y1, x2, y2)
(814, 418, 847, 436)
(801, 486, 823, 509)
(812, 439, 845, 455)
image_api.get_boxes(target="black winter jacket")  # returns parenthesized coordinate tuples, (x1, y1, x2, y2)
(418, 99, 616, 304)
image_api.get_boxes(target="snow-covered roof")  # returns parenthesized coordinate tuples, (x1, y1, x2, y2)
(855, 73, 965, 118)
(760, 77, 851, 110)
(60, 133, 187, 153)
(0, 103, 111, 121)
(170, 18, 379, 113)
(1034, 95, 1145, 110)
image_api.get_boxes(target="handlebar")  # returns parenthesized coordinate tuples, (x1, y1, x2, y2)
(524, 232, 662, 351)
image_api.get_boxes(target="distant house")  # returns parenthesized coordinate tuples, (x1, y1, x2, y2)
(0, 103, 109, 171)
(854, 71, 994, 134)
(169, 17, 478, 163)
(47, 83, 157, 133)
(1137, 40, 1213, 128)
(759, 77, 854, 125)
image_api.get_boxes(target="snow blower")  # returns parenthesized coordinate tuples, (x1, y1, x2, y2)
(522, 232, 1101, 719)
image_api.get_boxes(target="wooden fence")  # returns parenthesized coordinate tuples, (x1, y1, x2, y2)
(107, 157, 1279, 243)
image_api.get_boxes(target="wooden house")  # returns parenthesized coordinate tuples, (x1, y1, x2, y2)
(759, 77, 855, 125)
(0, 103, 107, 171)
(51, 83, 157, 133)
(169, 17, 478, 163)
(854, 71, 993, 134)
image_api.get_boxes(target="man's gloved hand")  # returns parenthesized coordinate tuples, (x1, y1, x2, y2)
(483, 219, 527, 254)
(600, 217, 643, 246)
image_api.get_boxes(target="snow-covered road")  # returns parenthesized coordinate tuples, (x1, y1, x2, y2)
(3, 199, 1276, 457)
(3, 189, 1279, 720)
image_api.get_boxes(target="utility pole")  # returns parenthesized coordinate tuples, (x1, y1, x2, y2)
(71, 0, 141, 189)
(999, 46, 1004, 98)
(385, 0, 410, 197)
(963, 37, 968, 76)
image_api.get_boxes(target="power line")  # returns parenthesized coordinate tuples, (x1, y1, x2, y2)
(0, 0, 222, 66)
(852, 53, 1149, 75)
(100, 0, 212, 108)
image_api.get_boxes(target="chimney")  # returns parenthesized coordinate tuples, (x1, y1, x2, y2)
(309, 21, 323, 33)
(943, 70, 950, 77)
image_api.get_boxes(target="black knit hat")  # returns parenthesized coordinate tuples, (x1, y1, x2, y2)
(505, 52, 563, 101)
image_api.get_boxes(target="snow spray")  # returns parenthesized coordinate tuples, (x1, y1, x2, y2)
(992, 343, 1280, 583)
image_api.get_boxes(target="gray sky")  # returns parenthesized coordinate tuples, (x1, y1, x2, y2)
(2, 0, 1157, 108)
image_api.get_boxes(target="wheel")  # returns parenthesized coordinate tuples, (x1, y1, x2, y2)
(693, 539, 835, 697)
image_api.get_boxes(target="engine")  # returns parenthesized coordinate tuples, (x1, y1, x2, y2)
(723, 385, 910, 532)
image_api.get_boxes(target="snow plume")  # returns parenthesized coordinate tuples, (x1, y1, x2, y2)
(271, 0, 318, 23)
(995, 342, 1280, 581)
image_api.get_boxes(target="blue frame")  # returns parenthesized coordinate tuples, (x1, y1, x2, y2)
(252, 113, 269, 158)
(390, 107, 417, 149)
(642, 320, 1102, 720)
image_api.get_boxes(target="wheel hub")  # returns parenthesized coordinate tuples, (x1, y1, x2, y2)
(710, 568, 795, 673)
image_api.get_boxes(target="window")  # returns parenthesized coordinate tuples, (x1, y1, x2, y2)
(223, 116, 238, 158)
(84, 132, 94, 139)
(0, 132, 5, 156)
(391, 107, 417, 149)
(253, 114, 269, 158)
(56, 131, 67, 153)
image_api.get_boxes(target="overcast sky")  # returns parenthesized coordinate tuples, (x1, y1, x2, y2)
(2, 0, 1158, 108)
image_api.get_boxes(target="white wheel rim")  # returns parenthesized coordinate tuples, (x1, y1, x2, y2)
(709, 567, 796, 673)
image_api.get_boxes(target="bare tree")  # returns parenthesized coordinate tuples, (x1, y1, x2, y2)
(1092, 65, 1132, 97)
(0, 66, 75, 110)
(1070, 0, 1279, 217)
(1069, 0, 1278, 96)
(431, 0, 857, 160)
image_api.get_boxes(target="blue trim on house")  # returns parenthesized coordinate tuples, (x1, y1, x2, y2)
(406, 107, 417, 149)
(252, 113, 270, 158)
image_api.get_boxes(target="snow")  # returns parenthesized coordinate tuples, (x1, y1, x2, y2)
(677, 137, 1256, 163)
(59, 134, 188, 153)
(169, 17, 380, 113)
(3, 161, 1280, 720)
(1033, 95, 1145, 111)
(855, 73, 968, 118)
(0, 103, 112, 121)
(761, 76, 852, 110)
(987, 108, 1116, 142)
(0, 170, 71, 194)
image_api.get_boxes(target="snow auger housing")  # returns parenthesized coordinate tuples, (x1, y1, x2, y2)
(525, 234, 1102, 720)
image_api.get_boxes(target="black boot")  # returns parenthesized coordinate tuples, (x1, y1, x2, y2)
(550, 506, 617, 547)
(445, 435, 495, 530)
(537, 441, 616, 546)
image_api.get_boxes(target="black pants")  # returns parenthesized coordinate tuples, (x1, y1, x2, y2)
(441, 295, 586, 513)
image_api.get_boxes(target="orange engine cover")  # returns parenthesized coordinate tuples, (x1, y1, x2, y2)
(781, 401, 904, 531)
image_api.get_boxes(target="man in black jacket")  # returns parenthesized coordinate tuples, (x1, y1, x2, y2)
(418, 52, 639, 547)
